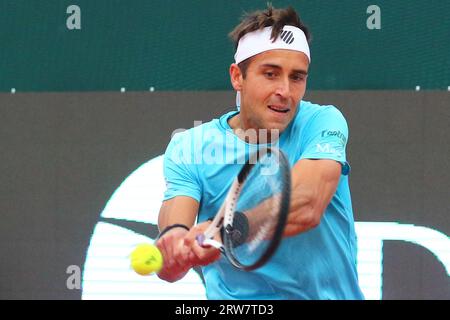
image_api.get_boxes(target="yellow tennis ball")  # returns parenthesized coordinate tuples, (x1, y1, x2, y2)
(130, 244, 163, 276)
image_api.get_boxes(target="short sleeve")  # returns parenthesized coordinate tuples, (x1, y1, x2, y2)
(163, 132, 202, 201)
(300, 106, 350, 175)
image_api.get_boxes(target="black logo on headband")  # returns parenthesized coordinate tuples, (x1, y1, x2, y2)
(280, 30, 294, 44)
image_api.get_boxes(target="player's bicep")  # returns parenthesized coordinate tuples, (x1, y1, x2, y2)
(163, 132, 202, 202)
(158, 196, 199, 230)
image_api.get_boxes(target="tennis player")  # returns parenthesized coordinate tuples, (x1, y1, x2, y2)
(156, 5, 364, 299)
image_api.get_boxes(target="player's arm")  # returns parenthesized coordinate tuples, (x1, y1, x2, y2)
(156, 196, 198, 282)
(158, 196, 199, 230)
(283, 158, 341, 237)
(156, 196, 221, 282)
(157, 132, 221, 282)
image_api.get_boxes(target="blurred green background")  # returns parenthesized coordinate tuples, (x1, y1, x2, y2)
(1, 0, 449, 92)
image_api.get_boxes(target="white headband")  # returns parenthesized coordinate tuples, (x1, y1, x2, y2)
(234, 26, 310, 108)
(234, 25, 310, 64)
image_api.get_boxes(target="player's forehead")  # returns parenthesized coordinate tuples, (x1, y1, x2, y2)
(249, 49, 309, 72)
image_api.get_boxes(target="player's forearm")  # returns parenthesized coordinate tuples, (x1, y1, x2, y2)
(158, 196, 199, 231)
(158, 207, 192, 231)
(285, 186, 326, 236)
(284, 159, 340, 236)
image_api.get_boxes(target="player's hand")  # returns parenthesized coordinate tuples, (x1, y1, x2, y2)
(155, 227, 191, 282)
(183, 222, 221, 267)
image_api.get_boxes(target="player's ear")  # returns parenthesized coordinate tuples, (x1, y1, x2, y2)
(229, 63, 243, 91)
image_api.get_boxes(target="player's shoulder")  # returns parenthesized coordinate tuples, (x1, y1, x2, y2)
(287, 101, 348, 141)
(298, 100, 346, 121)
(167, 116, 224, 148)
(293, 100, 347, 131)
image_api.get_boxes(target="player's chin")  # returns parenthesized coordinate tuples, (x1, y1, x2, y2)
(263, 118, 292, 135)
(265, 110, 293, 128)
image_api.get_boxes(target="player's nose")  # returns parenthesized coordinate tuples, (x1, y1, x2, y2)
(274, 77, 290, 98)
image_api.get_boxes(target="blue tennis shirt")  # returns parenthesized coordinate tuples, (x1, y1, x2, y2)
(163, 100, 364, 300)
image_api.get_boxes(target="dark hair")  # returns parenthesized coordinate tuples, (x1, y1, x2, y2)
(229, 4, 311, 78)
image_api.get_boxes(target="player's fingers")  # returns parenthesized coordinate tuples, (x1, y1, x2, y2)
(158, 236, 176, 269)
(184, 232, 203, 266)
(183, 226, 199, 247)
(155, 236, 170, 261)
(181, 222, 220, 266)
(158, 228, 190, 272)
(190, 242, 221, 266)
(173, 239, 191, 268)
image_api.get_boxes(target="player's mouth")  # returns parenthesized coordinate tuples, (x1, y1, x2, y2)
(267, 105, 290, 113)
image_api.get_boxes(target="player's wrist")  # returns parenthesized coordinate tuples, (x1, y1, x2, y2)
(157, 223, 190, 239)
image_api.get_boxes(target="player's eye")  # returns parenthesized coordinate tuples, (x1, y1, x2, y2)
(264, 71, 276, 79)
(290, 73, 306, 82)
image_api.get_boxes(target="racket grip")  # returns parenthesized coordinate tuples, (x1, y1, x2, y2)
(196, 234, 205, 246)
(202, 239, 223, 249)
(196, 234, 222, 249)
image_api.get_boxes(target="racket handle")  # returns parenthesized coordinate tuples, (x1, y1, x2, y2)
(202, 239, 222, 249)
(196, 234, 222, 249)
(196, 234, 205, 246)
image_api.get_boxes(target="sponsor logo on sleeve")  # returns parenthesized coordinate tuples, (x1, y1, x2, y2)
(321, 130, 347, 145)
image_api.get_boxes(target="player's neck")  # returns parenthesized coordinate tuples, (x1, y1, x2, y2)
(228, 114, 279, 144)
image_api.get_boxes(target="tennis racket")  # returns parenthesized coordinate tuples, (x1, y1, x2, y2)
(132, 146, 291, 276)
(196, 146, 291, 271)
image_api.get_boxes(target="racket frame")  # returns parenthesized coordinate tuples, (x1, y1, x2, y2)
(197, 147, 291, 271)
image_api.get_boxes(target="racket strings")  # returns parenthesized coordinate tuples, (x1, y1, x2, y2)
(230, 152, 286, 263)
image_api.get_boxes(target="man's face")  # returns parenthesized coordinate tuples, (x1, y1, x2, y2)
(234, 49, 309, 134)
